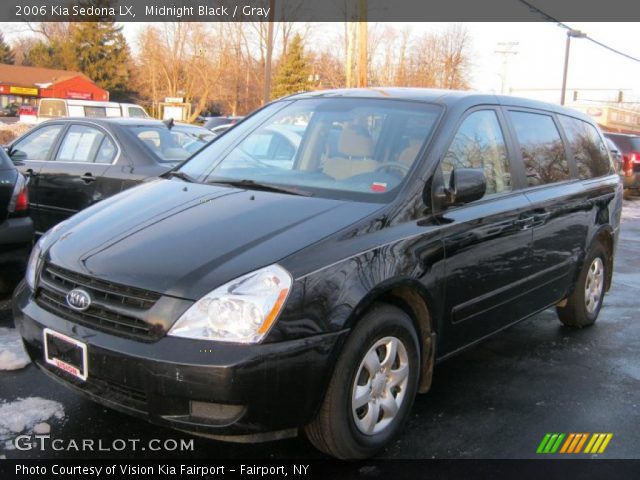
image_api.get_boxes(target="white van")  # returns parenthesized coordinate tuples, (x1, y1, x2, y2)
(36, 98, 149, 122)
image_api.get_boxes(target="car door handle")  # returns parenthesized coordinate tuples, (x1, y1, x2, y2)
(25, 168, 38, 177)
(516, 216, 534, 230)
(81, 173, 96, 184)
(531, 211, 551, 227)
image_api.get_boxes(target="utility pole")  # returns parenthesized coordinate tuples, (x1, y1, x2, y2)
(262, 0, 275, 104)
(494, 42, 518, 94)
(357, 0, 367, 87)
(346, 22, 356, 88)
(560, 29, 586, 106)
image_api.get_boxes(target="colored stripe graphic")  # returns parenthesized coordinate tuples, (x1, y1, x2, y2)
(539, 433, 613, 454)
(585, 433, 614, 454)
(560, 433, 575, 453)
(537, 433, 565, 453)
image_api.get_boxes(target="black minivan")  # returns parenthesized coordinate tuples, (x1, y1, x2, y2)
(14, 89, 622, 458)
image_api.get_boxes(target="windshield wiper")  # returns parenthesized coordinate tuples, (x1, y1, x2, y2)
(163, 171, 199, 183)
(208, 179, 313, 197)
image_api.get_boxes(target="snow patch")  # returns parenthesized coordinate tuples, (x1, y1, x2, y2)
(0, 398, 65, 443)
(0, 328, 30, 371)
(621, 200, 640, 221)
(33, 422, 51, 435)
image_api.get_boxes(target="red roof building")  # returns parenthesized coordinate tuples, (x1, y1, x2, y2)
(0, 64, 109, 110)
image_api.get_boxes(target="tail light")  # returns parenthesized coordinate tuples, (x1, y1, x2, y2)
(622, 154, 636, 177)
(8, 174, 29, 215)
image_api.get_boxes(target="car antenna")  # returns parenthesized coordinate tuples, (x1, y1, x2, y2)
(163, 118, 175, 129)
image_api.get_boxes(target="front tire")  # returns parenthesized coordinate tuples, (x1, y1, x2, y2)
(305, 304, 420, 459)
(557, 242, 608, 328)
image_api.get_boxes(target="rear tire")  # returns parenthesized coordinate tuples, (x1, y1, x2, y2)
(305, 304, 420, 459)
(556, 243, 608, 328)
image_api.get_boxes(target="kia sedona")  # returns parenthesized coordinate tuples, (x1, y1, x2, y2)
(13, 89, 622, 458)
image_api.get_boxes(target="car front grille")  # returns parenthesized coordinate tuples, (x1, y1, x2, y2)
(35, 263, 163, 341)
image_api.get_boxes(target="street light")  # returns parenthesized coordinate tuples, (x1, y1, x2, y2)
(560, 29, 586, 106)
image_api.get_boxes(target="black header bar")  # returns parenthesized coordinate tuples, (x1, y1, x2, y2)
(1, 0, 640, 22)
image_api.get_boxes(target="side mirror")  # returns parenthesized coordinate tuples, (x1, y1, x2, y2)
(433, 168, 486, 208)
(9, 149, 27, 161)
(449, 168, 486, 205)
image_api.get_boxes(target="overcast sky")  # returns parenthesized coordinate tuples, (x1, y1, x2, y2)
(4, 22, 639, 105)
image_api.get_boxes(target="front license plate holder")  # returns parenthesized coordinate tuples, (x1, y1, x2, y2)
(43, 328, 88, 381)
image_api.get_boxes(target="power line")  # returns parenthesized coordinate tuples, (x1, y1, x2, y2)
(518, 0, 640, 63)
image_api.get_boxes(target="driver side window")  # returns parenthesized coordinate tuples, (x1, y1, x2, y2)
(442, 110, 511, 196)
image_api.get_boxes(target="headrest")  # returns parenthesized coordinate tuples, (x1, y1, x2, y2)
(338, 126, 374, 158)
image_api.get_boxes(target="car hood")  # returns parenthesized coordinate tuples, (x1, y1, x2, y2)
(47, 179, 383, 300)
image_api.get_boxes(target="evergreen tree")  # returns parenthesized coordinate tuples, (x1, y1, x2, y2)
(69, 22, 132, 99)
(23, 40, 76, 70)
(0, 33, 15, 64)
(271, 34, 312, 99)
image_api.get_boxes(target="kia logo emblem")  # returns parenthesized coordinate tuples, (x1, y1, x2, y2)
(66, 289, 92, 311)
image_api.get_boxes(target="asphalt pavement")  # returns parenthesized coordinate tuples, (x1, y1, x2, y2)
(1, 198, 639, 460)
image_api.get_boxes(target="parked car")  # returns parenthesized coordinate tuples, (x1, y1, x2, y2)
(0, 148, 33, 292)
(14, 89, 622, 458)
(605, 137, 622, 173)
(603, 132, 640, 192)
(209, 124, 233, 136)
(203, 115, 243, 131)
(7, 117, 202, 235)
(170, 123, 216, 154)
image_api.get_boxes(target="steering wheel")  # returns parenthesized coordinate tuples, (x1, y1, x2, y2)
(375, 162, 411, 175)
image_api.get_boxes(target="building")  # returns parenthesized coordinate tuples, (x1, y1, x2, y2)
(569, 104, 640, 135)
(0, 64, 109, 112)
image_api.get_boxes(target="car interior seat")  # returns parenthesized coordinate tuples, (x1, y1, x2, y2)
(322, 125, 378, 180)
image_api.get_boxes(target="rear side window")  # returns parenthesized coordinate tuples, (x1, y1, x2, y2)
(39, 100, 66, 118)
(509, 111, 570, 186)
(95, 136, 117, 163)
(606, 134, 640, 153)
(84, 106, 107, 118)
(442, 110, 511, 195)
(128, 107, 147, 118)
(559, 116, 613, 179)
(57, 125, 106, 163)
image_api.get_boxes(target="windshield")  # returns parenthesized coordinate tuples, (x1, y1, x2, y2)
(180, 98, 442, 201)
(125, 125, 193, 162)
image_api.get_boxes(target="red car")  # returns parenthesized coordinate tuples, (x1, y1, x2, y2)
(604, 132, 640, 191)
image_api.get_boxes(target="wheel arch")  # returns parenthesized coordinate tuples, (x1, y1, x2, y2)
(588, 225, 615, 292)
(344, 278, 438, 394)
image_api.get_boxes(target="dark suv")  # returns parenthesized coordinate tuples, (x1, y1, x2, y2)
(13, 89, 622, 458)
(0, 148, 33, 292)
(603, 132, 640, 192)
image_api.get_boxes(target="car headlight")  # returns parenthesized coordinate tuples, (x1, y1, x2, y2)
(25, 237, 43, 289)
(168, 264, 292, 344)
(25, 221, 68, 290)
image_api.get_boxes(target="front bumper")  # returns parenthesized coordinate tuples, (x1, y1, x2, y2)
(13, 282, 346, 440)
